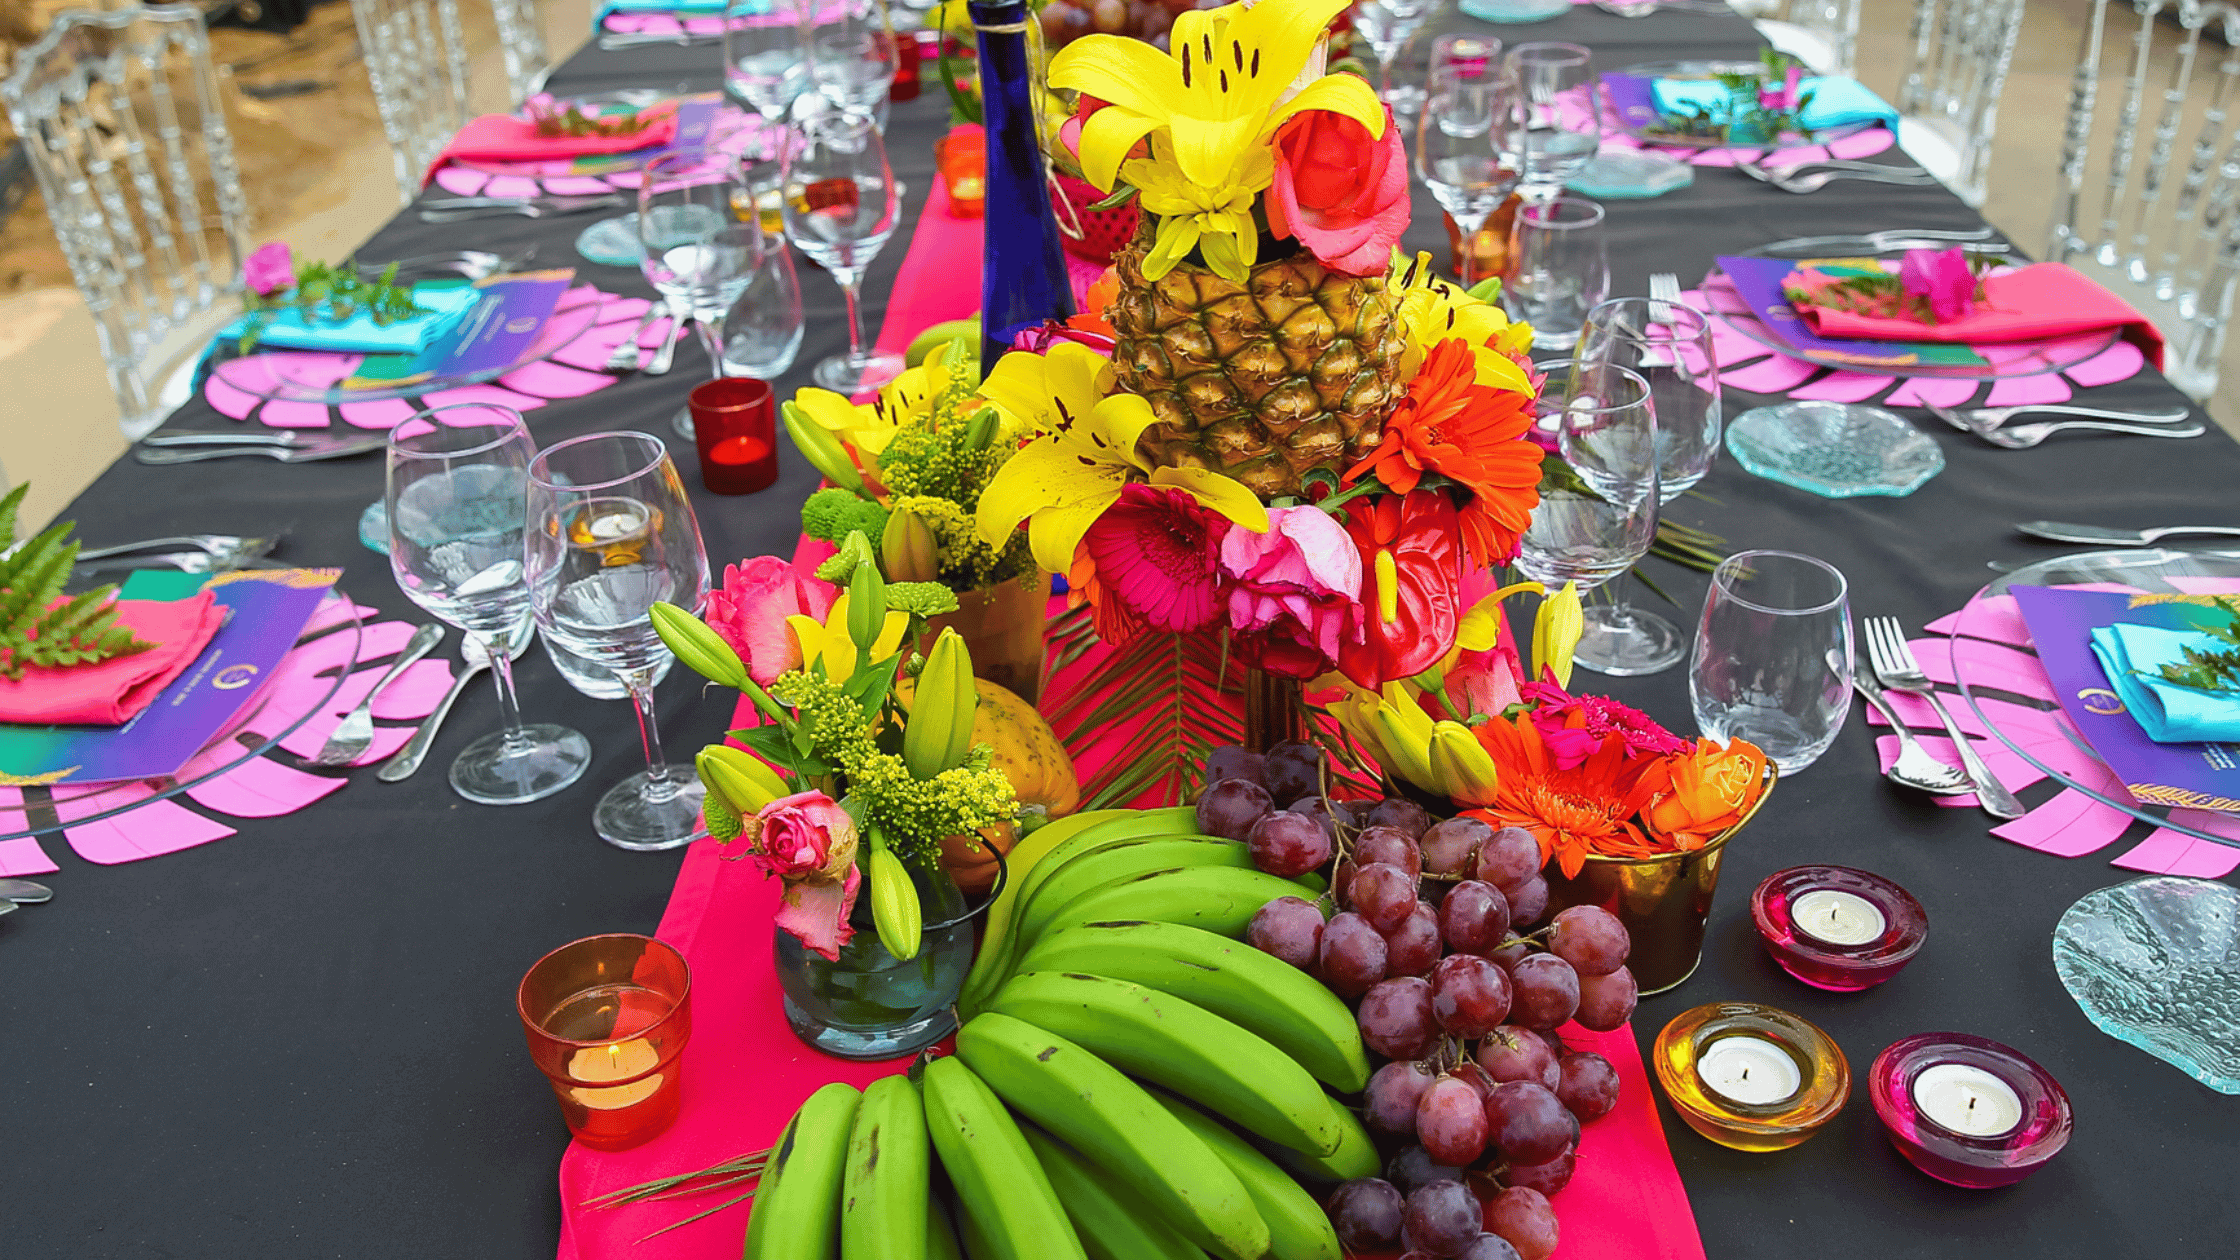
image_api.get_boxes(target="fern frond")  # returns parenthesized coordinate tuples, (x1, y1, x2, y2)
(0, 494, 158, 679)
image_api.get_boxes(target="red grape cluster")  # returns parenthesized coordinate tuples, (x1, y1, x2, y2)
(1202, 744, 1640, 1260)
(1035, 0, 1218, 49)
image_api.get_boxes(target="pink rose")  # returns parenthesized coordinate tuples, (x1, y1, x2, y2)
(1448, 641, 1525, 717)
(1265, 106, 1409, 277)
(704, 556, 837, 685)
(1222, 504, 1363, 678)
(752, 791, 861, 961)
(243, 242, 294, 297)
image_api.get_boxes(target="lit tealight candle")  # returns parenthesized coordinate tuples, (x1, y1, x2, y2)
(1910, 1062, 2024, 1137)
(567, 1038, 663, 1111)
(1696, 1034, 1804, 1108)
(1790, 888, 1888, 947)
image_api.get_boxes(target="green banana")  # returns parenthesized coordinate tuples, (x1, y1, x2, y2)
(903, 628, 976, 780)
(842, 1075, 929, 1260)
(1021, 1125, 1202, 1260)
(1039, 866, 1320, 943)
(882, 505, 941, 583)
(1153, 1095, 1341, 1260)
(924, 1196, 965, 1260)
(1016, 920, 1370, 1092)
(742, 1082, 861, 1260)
(867, 841, 923, 960)
(649, 601, 750, 690)
(1267, 1096, 1380, 1184)
(955, 1013, 1269, 1260)
(989, 971, 1339, 1157)
(782, 400, 868, 493)
(920, 1057, 1088, 1260)
(1011, 837, 1255, 945)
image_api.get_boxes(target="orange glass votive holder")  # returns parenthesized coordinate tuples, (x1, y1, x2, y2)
(518, 933, 692, 1151)
(937, 126, 987, 218)
(1652, 1002, 1849, 1152)
(690, 377, 778, 495)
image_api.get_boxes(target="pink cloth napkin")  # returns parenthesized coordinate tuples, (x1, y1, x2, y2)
(1793, 262, 2166, 367)
(0, 591, 222, 726)
(424, 108, 678, 180)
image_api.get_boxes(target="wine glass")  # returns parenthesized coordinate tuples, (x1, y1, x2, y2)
(386, 403, 592, 806)
(783, 110, 904, 393)
(525, 432, 713, 851)
(640, 151, 764, 439)
(1690, 550, 1853, 775)
(1508, 42, 1601, 199)
(805, 0, 898, 123)
(1514, 360, 1660, 620)
(1569, 295, 1724, 676)
(1504, 196, 1609, 351)
(1354, 0, 1441, 118)
(1415, 51, 1523, 288)
(723, 0, 810, 137)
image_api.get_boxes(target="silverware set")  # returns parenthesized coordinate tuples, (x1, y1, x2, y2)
(595, 30, 726, 50)
(1859, 615, 2025, 818)
(302, 622, 448, 769)
(69, 530, 282, 579)
(2016, 521, 2240, 546)
(1921, 401, 2204, 447)
(1737, 158, 1941, 193)
(135, 432, 390, 464)
(418, 194, 628, 223)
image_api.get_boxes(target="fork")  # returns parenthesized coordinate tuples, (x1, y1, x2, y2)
(301, 623, 447, 768)
(604, 301, 669, 372)
(643, 301, 689, 376)
(77, 532, 278, 561)
(1850, 670, 1972, 795)
(1861, 616, 2024, 818)
(418, 197, 627, 223)
(135, 438, 387, 464)
(74, 550, 260, 578)
(1741, 162, 1940, 193)
(1978, 419, 2206, 448)
(1925, 402, 2194, 433)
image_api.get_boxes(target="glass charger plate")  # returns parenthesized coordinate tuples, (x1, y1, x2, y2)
(2052, 875, 2240, 1093)
(1949, 546, 2240, 848)
(1605, 60, 1875, 150)
(1699, 237, 2121, 380)
(0, 595, 364, 841)
(198, 298, 603, 406)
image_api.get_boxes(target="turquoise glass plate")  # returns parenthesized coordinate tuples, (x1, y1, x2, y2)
(1459, 0, 1572, 22)
(2053, 876, 2240, 1094)
(1725, 401, 1944, 497)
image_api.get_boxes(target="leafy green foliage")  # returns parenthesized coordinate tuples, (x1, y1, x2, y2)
(0, 484, 155, 680)
(1646, 50, 1816, 145)
(238, 258, 429, 352)
(2156, 596, 2240, 694)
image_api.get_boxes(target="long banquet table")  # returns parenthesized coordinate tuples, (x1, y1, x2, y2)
(9, 6, 2240, 1257)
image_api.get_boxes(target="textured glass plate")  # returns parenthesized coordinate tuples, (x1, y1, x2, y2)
(576, 213, 642, 268)
(1725, 401, 1944, 497)
(1459, 0, 1572, 22)
(1566, 150, 1694, 199)
(2052, 876, 2240, 1093)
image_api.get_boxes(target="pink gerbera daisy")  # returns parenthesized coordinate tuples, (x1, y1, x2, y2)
(1080, 483, 1230, 635)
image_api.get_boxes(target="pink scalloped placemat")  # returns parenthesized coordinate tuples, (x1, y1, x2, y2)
(0, 595, 452, 875)
(1863, 584, 2240, 878)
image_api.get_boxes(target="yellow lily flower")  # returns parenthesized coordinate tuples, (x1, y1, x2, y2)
(786, 591, 908, 684)
(974, 391, 1268, 574)
(1532, 580, 1584, 688)
(1049, 0, 1385, 283)
(793, 386, 899, 462)
(1389, 253, 1535, 393)
(976, 341, 1113, 437)
(1455, 582, 1545, 653)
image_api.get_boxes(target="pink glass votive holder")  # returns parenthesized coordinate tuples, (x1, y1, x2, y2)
(1751, 865, 1927, 991)
(1869, 1032, 2072, 1188)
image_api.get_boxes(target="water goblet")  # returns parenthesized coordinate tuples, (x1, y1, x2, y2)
(805, 0, 898, 123)
(783, 110, 905, 393)
(526, 432, 714, 851)
(723, 0, 810, 136)
(1504, 195, 1609, 351)
(1508, 42, 1601, 199)
(1690, 550, 1854, 775)
(386, 403, 591, 805)
(1354, 0, 1441, 117)
(1416, 49, 1524, 287)
(1515, 359, 1660, 602)
(640, 151, 764, 441)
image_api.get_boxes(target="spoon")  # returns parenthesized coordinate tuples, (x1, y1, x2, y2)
(0, 878, 50, 903)
(377, 635, 495, 783)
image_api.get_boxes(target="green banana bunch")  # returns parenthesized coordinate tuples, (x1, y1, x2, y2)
(1427, 719, 1501, 808)
(988, 970, 1340, 1157)
(882, 505, 941, 583)
(1021, 1126, 1201, 1260)
(695, 744, 787, 840)
(866, 836, 923, 960)
(782, 399, 868, 493)
(1267, 1099, 1380, 1184)
(842, 1075, 929, 1260)
(1036, 865, 1322, 943)
(921, 1056, 1089, 1260)
(742, 1082, 861, 1260)
(1015, 920, 1370, 1092)
(924, 1197, 965, 1260)
(955, 1013, 1269, 1260)
(1009, 836, 1254, 945)
(1153, 1094, 1341, 1260)
(648, 600, 748, 691)
(901, 628, 977, 781)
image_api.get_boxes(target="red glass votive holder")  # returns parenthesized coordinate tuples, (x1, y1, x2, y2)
(1751, 865, 1928, 991)
(936, 126, 987, 218)
(518, 933, 692, 1151)
(690, 377, 778, 495)
(1869, 1032, 2072, 1188)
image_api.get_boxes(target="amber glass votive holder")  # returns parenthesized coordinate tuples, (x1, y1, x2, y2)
(518, 933, 692, 1151)
(1870, 1032, 2072, 1188)
(690, 377, 778, 495)
(936, 126, 987, 218)
(1751, 865, 1928, 991)
(1652, 1002, 1850, 1152)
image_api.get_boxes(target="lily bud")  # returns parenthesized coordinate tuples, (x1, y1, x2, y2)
(650, 601, 748, 690)
(781, 399, 866, 493)
(881, 504, 940, 582)
(1429, 720, 1500, 807)
(847, 557, 887, 652)
(696, 744, 784, 830)
(1532, 580, 1584, 688)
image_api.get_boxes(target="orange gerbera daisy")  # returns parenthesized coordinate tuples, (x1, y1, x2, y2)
(1343, 338, 1543, 566)
(1465, 711, 1667, 878)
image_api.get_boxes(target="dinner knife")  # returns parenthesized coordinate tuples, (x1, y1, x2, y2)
(2016, 521, 2240, 546)
(133, 437, 389, 464)
(141, 430, 302, 447)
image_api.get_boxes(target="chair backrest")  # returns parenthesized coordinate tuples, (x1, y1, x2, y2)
(353, 0, 472, 203)
(487, 0, 552, 106)
(2, 4, 251, 440)
(2047, 0, 2240, 402)
(1895, 0, 2025, 207)
(1754, 0, 1860, 78)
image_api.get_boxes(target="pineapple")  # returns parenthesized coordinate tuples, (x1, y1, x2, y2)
(1107, 220, 1409, 498)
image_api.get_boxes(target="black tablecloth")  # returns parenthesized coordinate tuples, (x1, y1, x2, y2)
(9, 8, 2239, 1258)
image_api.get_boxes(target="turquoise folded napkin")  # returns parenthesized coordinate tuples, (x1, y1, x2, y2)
(606, 0, 730, 12)
(1648, 75, 1900, 133)
(223, 283, 480, 355)
(2089, 622, 2240, 744)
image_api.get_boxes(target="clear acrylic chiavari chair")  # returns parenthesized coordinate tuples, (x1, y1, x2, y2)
(2048, 0, 2240, 402)
(1, 5, 252, 441)
(354, 0, 473, 202)
(1747, 0, 1861, 77)
(487, 0, 554, 106)
(1895, 0, 2025, 208)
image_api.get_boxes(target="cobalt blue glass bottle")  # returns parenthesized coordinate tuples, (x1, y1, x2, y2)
(969, 0, 1074, 372)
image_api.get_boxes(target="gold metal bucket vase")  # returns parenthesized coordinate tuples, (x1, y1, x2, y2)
(921, 572, 1052, 704)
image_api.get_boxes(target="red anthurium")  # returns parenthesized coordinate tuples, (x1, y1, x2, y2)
(1337, 490, 1462, 689)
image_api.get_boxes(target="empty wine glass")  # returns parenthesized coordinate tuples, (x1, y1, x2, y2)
(1508, 42, 1601, 199)
(640, 151, 763, 441)
(1504, 196, 1608, 351)
(1690, 550, 1853, 775)
(1515, 360, 1660, 608)
(805, 0, 898, 123)
(1354, 0, 1441, 117)
(1568, 295, 1724, 676)
(723, 0, 810, 135)
(526, 432, 713, 851)
(1415, 50, 1523, 288)
(386, 404, 591, 806)
(784, 110, 904, 393)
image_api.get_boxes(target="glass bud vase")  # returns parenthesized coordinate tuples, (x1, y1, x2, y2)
(773, 852, 974, 1059)
(969, 0, 1074, 369)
